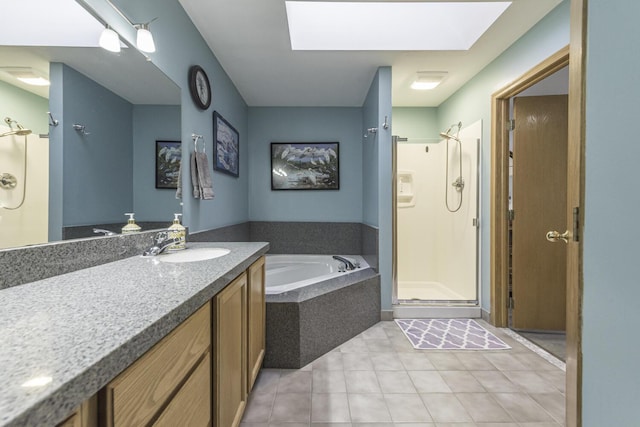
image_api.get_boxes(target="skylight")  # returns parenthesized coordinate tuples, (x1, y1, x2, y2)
(285, 1, 512, 51)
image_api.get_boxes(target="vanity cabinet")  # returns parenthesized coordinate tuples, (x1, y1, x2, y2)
(101, 302, 211, 427)
(56, 396, 97, 427)
(214, 271, 248, 427)
(247, 256, 266, 391)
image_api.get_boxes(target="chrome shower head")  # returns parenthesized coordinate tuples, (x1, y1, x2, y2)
(0, 128, 32, 137)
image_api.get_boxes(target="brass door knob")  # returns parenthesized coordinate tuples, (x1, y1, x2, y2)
(546, 230, 572, 243)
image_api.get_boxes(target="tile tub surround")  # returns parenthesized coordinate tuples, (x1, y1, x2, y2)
(0, 229, 175, 290)
(0, 242, 269, 427)
(62, 221, 174, 240)
(189, 221, 251, 242)
(265, 268, 381, 369)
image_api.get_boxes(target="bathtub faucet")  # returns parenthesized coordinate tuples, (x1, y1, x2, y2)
(333, 255, 359, 272)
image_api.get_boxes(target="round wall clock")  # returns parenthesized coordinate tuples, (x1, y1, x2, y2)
(188, 65, 211, 110)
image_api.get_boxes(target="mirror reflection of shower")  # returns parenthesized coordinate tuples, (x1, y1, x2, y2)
(0, 117, 32, 210)
(440, 121, 464, 212)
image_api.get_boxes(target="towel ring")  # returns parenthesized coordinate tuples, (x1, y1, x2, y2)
(192, 133, 204, 153)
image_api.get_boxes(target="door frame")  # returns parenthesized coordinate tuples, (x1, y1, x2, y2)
(490, 0, 587, 423)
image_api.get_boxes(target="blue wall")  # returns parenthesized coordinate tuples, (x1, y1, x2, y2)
(248, 107, 363, 222)
(51, 63, 133, 228)
(88, 0, 250, 232)
(437, 1, 570, 310)
(133, 105, 182, 221)
(391, 107, 439, 140)
(582, 0, 640, 424)
(363, 67, 393, 310)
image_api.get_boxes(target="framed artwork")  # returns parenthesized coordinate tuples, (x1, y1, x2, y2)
(213, 111, 239, 177)
(270, 142, 339, 190)
(155, 140, 181, 189)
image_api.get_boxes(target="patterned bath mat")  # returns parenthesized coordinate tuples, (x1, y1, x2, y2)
(395, 319, 511, 350)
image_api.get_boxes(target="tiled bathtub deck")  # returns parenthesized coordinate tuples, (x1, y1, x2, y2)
(241, 320, 565, 427)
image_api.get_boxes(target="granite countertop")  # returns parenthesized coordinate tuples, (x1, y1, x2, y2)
(0, 241, 269, 427)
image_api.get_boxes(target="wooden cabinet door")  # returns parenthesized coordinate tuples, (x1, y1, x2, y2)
(247, 256, 265, 392)
(214, 272, 247, 427)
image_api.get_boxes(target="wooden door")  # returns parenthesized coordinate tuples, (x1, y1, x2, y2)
(512, 95, 568, 331)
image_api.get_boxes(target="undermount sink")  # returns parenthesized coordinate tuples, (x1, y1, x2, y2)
(156, 247, 231, 263)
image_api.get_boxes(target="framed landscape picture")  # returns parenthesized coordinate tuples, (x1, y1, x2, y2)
(270, 142, 339, 190)
(213, 111, 239, 177)
(155, 140, 181, 189)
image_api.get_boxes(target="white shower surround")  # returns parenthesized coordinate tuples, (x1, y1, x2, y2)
(0, 127, 48, 249)
(397, 120, 481, 302)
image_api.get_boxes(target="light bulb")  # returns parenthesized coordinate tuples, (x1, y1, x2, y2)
(136, 25, 156, 53)
(99, 27, 121, 53)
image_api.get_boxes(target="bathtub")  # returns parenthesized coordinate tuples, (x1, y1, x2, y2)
(265, 254, 369, 295)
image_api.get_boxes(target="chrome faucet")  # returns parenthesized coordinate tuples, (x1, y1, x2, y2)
(142, 231, 181, 256)
(93, 228, 116, 236)
(333, 255, 359, 272)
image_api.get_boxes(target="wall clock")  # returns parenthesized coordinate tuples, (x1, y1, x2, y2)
(188, 65, 211, 110)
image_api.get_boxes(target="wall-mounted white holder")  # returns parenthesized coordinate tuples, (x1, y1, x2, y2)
(397, 170, 415, 208)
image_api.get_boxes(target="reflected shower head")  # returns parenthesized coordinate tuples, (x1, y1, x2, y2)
(439, 121, 462, 142)
(0, 128, 32, 137)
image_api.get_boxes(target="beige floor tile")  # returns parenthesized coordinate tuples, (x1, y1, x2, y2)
(536, 370, 566, 394)
(311, 423, 351, 427)
(408, 371, 452, 393)
(456, 392, 514, 423)
(471, 370, 520, 393)
(440, 370, 486, 392)
(312, 352, 344, 370)
(311, 393, 351, 423)
(370, 352, 406, 371)
(241, 392, 275, 423)
(513, 352, 562, 371)
(398, 352, 436, 371)
(501, 371, 559, 393)
(456, 353, 497, 370)
(313, 369, 347, 393)
(426, 353, 466, 370)
(252, 369, 281, 394)
(277, 370, 312, 393)
(530, 392, 566, 423)
(270, 392, 311, 423)
(348, 393, 392, 423)
(384, 393, 433, 423)
(342, 353, 374, 371)
(420, 393, 473, 423)
(345, 370, 381, 393)
(365, 338, 396, 353)
(376, 370, 417, 393)
(360, 325, 389, 340)
(339, 337, 370, 353)
(492, 392, 555, 423)
(483, 353, 529, 371)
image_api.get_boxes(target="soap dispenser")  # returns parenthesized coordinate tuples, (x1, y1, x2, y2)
(121, 213, 141, 234)
(167, 213, 186, 251)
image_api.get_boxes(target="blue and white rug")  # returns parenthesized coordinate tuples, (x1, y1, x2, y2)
(395, 319, 511, 350)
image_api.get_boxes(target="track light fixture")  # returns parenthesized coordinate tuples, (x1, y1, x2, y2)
(99, 0, 157, 54)
(99, 25, 121, 53)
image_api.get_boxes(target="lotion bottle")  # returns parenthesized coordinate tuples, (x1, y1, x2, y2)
(121, 213, 141, 234)
(167, 213, 186, 251)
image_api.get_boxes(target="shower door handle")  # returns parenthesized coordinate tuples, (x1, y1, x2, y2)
(546, 230, 571, 243)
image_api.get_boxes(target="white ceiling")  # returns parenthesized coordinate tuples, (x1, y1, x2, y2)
(179, 0, 562, 107)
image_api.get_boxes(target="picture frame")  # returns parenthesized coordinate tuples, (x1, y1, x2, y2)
(155, 140, 181, 189)
(271, 142, 339, 190)
(213, 111, 239, 177)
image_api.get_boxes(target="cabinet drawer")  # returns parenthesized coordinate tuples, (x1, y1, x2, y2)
(105, 302, 211, 427)
(153, 352, 211, 427)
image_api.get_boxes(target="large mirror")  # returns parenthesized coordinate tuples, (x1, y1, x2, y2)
(0, 33, 181, 250)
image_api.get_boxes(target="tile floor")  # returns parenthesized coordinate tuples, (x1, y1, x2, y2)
(241, 320, 566, 427)
(517, 332, 566, 362)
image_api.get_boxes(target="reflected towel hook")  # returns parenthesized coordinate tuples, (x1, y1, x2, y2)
(72, 124, 90, 136)
(47, 112, 59, 127)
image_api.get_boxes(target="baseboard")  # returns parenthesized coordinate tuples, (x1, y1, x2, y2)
(380, 310, 394, 321)
(392, 305, 482, 319)
(481, 308, 491, 323)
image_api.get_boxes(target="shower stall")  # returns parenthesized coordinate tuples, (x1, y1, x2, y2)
(393, 120, 481, 318)
(0, 117, 49, 249)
